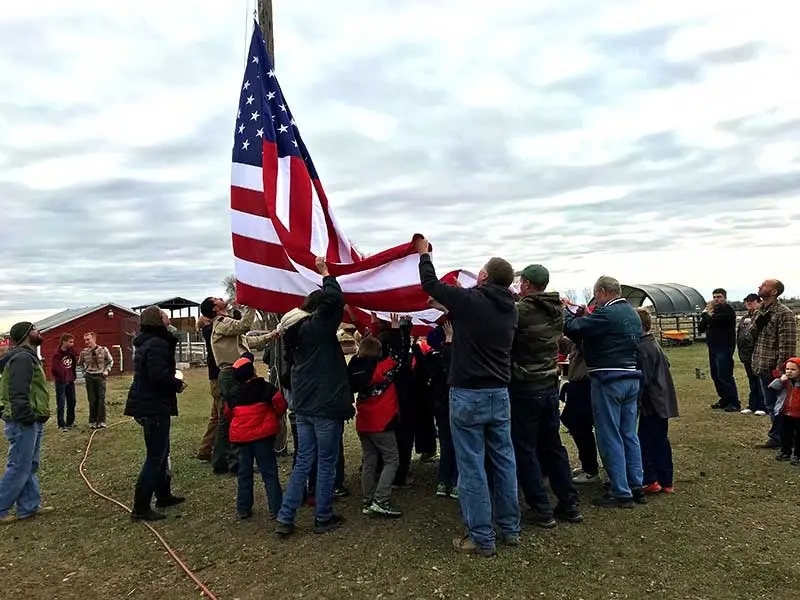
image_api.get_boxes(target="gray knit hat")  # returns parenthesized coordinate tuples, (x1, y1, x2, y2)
(9, 322, 34, 345)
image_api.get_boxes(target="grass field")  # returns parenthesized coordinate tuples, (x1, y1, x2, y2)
(1, 343, 799, 600)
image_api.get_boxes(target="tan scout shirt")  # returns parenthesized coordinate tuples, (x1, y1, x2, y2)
(210, 306, 274, 368)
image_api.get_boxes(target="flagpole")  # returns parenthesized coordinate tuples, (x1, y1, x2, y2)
(255, 0, 288, 455)
(257, 0, 275, 67)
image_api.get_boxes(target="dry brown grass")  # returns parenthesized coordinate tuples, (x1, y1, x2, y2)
(1, 344, 799, 600)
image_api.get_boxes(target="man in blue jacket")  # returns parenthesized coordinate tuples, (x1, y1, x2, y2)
(564, 276, 645, 508)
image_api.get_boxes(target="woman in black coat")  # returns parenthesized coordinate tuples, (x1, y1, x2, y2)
(124, 306, 186, 521)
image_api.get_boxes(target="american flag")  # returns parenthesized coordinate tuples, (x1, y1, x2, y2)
(230, 22, 474, 320)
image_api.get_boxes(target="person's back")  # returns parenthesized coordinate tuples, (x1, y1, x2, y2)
(125, 326, 180, 418)
(511, 291, 563, 389)
(417, 242, 520, 557)
(571, 298, 640, 373)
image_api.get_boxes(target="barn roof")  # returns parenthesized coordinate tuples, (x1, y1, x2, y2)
(131, 296, 199, 311)
(621, 283, 706, 315)
(34, 303, 137, 333)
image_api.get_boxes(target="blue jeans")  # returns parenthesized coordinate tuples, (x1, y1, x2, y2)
(0, 421, 44, 519)
(759, 374, 782, 444)
(589, 372, 643, 499)
(638, 415, 673, 487)
(278, 415, 343, 524)
(55, 382, 76, 428)
(236, 436, 283, 516)
(510, 385, 578, 515)
(450, 387, 520, 550)
(708, 346, 739, 409)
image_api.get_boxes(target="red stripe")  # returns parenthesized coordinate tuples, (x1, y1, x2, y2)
(288, 154, 313, 250)
(232, 234, 294, 271)
(231, 185, 268, 218)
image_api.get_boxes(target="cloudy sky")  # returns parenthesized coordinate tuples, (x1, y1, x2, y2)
(2, 0, 799, 331)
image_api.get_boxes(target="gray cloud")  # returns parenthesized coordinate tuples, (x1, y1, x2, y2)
(1, 1, 799, 327)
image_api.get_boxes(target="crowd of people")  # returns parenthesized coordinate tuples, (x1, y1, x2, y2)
(0, 251, 796, 558)
(697, 282, 798, 461)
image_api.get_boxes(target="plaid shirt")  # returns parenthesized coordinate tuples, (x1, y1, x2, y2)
(750, 301, 797, 375)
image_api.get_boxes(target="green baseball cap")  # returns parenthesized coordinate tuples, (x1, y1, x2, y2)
(520, 264, 549, 287)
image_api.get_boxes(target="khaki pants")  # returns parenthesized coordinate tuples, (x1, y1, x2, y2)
(197, 379, 221, 458)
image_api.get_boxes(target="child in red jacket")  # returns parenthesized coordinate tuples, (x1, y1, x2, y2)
(225, 356, 287, 520)
(348, 314, 408, 518)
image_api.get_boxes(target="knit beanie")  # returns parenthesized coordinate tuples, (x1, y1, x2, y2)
(278, 308, 310, 335)
(232, 356, 256, 382)
(9, 322, 34, 345)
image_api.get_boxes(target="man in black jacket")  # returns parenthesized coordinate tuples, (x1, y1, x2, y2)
(275, 257, 354, 537)
(698, 288, 739, 412)
(417, 237, 520, 557)
(510, 265, 581, 528)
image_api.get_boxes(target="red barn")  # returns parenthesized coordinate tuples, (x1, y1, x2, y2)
(34, 303, 140, 380)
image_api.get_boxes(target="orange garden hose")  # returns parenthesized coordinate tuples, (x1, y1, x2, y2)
(78, 420, 219, 600)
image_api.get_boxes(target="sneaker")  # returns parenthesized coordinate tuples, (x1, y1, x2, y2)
(754, 410, 767, 416)
(775, 453, 791, 462)
(314, 514, 345, 534)
(0, 514, 17, 524)
(435, 483, 448, 497)
(499, 533, 521, 546)
(592, 493, 635, 509)
(740, 409, 753, 414)
(553, 503, 583, 524)
(631, 487, 648, 505)
(60, 427, 68, 433)
(333, 487, 350, 498)
(98, 422, 107, 429)
(68, 424, 78, 429)
(155, 495, 185, 508)
(448, 487, 459, 500)
(361, 500, 373, 515)
(419, 453, 438, 463)
(275, 520, 295, 537)
(524, 509, 557, 529)
(661, 485, 675, 494)
(452, 534, 496, 557)
(237, 510, 253, 520)
(710, 402, 724, 410)
(131, 508, 166, 522)
(642, 482, 663, 494)
(572, 472, 599, 485)
(791, 457, 800, 466)
(369, 500, 402, 518)
(89, 423, 97, 429)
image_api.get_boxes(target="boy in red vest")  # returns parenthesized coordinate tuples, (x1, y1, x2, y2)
(225, 355, 287, 520)
(348, 314, 409, 517)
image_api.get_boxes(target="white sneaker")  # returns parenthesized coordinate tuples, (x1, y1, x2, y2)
(754, 410, 767, 416)
(740, 409, 753, 414)
(98, 422, 107, 429)
(572, 472, 599, 484)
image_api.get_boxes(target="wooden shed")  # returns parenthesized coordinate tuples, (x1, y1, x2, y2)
(34, 303, 140, 379)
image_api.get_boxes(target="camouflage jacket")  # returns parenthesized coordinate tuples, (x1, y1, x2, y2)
(511, 292, 564, 390)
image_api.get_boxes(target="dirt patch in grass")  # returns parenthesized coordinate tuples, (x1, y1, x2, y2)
(1, 345, 798, 600)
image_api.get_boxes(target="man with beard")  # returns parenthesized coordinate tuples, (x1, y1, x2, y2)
(737, 294, 765, 415)
(0, 322, 53, 524)
(751, 279, 797, 448)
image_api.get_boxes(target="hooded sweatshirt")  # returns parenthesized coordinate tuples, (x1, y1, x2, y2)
(511, 291, 564, 390)
(419, 255, 518, 389)
(51, 346, 77, 384)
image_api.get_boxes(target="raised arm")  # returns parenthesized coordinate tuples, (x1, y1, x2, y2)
(417, 237, 469, 312)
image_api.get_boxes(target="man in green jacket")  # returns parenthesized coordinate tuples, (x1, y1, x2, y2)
(510, 265, 582, 527)
(0, 322, 53, 524)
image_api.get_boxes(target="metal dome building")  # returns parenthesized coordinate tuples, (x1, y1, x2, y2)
(618, 283, 706, 315)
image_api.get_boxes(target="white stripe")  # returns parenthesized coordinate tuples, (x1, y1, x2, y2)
(237, 252, 419, 295)
(275, 156, 291, 230)
(231, 162, 262, 192)
(309, 179, 330, 258)
(230, 209, 280, 244)
(234, 258, 318, 295)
